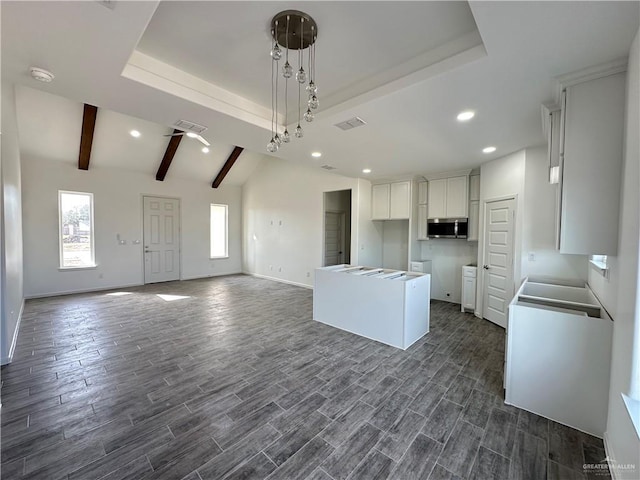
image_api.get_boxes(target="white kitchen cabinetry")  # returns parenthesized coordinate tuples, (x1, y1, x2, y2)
(314, 265, 431, 350)
(506, 280, 612, 436)
(557, 71, 625, 255)
(417, 181, 428, 240)
(467, 175, 480, 241)
(371, 181, 411, 220)
(461, 265, 477, 312)
(428, 176, 468, 219)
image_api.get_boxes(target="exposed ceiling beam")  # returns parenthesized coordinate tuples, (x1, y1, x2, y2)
(212, 146, 244, 188)
(78, 104, 98, 170)
(156, 129, 183, 181)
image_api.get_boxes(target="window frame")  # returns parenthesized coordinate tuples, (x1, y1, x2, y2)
(210, 203, 229, 259)
(58, 190, 96, 270)
(589, 254, 609, 277)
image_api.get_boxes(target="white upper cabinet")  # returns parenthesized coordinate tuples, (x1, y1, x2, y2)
(428, 175, 468, 219)
(372, 184, 391, 220)
(427, 179, 447, 218)
(469, 175, 480, 201)
(558, 71, 625, 255)
(418, 181, 428, 205)
(390, 181, 411, 219)
(371, 181, 411, 220)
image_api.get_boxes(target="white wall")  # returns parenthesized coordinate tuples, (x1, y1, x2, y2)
(522, 147, 588, 282)
(1, 83, 25, 364)
(21, 157, 242, 297)
(242, 156, 382, 287)
(420, 239, 477, 303)
(476, 150, 526, 317)
(595, 29, 640, 479)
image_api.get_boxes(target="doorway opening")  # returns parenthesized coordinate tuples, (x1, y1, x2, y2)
(323, 190, 352, 266)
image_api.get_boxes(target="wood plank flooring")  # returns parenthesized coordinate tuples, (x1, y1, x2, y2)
(1, 275, 610, 479)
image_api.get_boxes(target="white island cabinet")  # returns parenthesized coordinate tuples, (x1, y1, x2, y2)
(506, 279, 612, 437)
(313, 265, 430, 350)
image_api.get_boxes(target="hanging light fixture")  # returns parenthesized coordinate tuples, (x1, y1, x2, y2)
(267, 10, 318, 152)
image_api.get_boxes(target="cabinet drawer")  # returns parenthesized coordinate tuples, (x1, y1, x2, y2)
(463, 266, 477, 278)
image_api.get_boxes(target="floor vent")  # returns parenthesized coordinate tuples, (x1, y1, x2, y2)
(173, 120, 208, 134)
(334, 116, 367, 131)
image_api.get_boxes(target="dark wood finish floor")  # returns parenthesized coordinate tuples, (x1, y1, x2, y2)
(1, 275, 609, 479)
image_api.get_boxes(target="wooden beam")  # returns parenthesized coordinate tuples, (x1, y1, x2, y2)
(78, 104, 98, 170)
(156, 129, 183, 181)
(212, 146, 244, 188)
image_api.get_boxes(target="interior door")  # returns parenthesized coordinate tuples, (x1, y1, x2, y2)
(324, 211, 344, 266)
(143, 196, 180, 283)
(482, 198, 516, 328)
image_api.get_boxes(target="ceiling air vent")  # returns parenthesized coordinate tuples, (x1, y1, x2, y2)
(334, 116, 367, 131)
(321, 165, 337, 170)
(97, 0, 116, 10)
(173, 120, 208, 134)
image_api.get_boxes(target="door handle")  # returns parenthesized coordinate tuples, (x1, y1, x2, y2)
(483, 265, 490, 270)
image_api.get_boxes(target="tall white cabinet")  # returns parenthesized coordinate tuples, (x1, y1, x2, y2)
(556, 70, 625, 255)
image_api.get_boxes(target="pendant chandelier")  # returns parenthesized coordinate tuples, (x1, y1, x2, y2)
(267, 10, 318, 153)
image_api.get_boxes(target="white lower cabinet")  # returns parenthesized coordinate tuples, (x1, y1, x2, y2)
(461, 265, 477, 312)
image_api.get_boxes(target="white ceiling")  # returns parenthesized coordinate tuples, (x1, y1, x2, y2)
(2, 1, 638, 182)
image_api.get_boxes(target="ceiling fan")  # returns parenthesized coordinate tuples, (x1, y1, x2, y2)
(164, 130, 210, 147)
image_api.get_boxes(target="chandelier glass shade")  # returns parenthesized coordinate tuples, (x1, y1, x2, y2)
(267, 10, 318, 152)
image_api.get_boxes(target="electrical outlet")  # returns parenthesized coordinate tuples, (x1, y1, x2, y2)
(306, 271, 311, 277)
(278, 267, 282, 272)
(269, 265, 273, 271)
(528, 252, 536, 261)
(99, 273, 104, 279)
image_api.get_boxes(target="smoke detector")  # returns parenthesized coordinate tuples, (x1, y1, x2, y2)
(30, 67, 55, 83)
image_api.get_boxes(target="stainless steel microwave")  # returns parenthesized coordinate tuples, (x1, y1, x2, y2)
(427, 218, 468, 239)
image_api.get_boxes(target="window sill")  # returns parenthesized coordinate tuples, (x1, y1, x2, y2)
(622, 393, 640, 439)
(589, 260, 609, 278)
(210, 256, 229, 260)
(58, 265, 97, 271)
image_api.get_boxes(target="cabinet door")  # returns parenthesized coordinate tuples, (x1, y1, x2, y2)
(469, 175, 480, 202)
(389, 181, 411, 219)
(417, 204, 428, 240)
(468, 200, 479, 241)
(418, 181, 428, 205)
(427, 179, 447, 219)
(560, 73, 625, 254)
(371, 184, 390, 220)
(463, 276, 476, 310)
(446, 176, 468, 217)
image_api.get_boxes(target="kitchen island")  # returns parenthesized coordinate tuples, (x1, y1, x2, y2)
(313, 265, 431, 350)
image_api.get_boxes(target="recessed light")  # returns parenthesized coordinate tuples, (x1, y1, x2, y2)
(311, 151, 322, 158)
(202, 147, 210, 153)
(483, 146, 497, 153)
(130, 130, 141, 138)
(457, 110, 475, 122)
(362, 168, 371, 174)
(186, 132, 198, 138)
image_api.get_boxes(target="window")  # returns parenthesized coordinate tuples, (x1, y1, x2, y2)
(59, 191, 95, 268)
(210, 204, 228, 258)
(590, 254, 608, 277)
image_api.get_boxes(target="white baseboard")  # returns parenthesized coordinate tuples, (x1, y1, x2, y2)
(603, 431, 619, 480)
(1, 299, 24, 365)
(181, 271, 242, 281)
(243, 272, 313, 290)
(24, 283, 144, 299)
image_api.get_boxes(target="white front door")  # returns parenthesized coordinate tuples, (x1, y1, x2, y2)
(143, 196, 180, 284)
(482, 198, 516, 328)
(324, 211, 345, 266)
